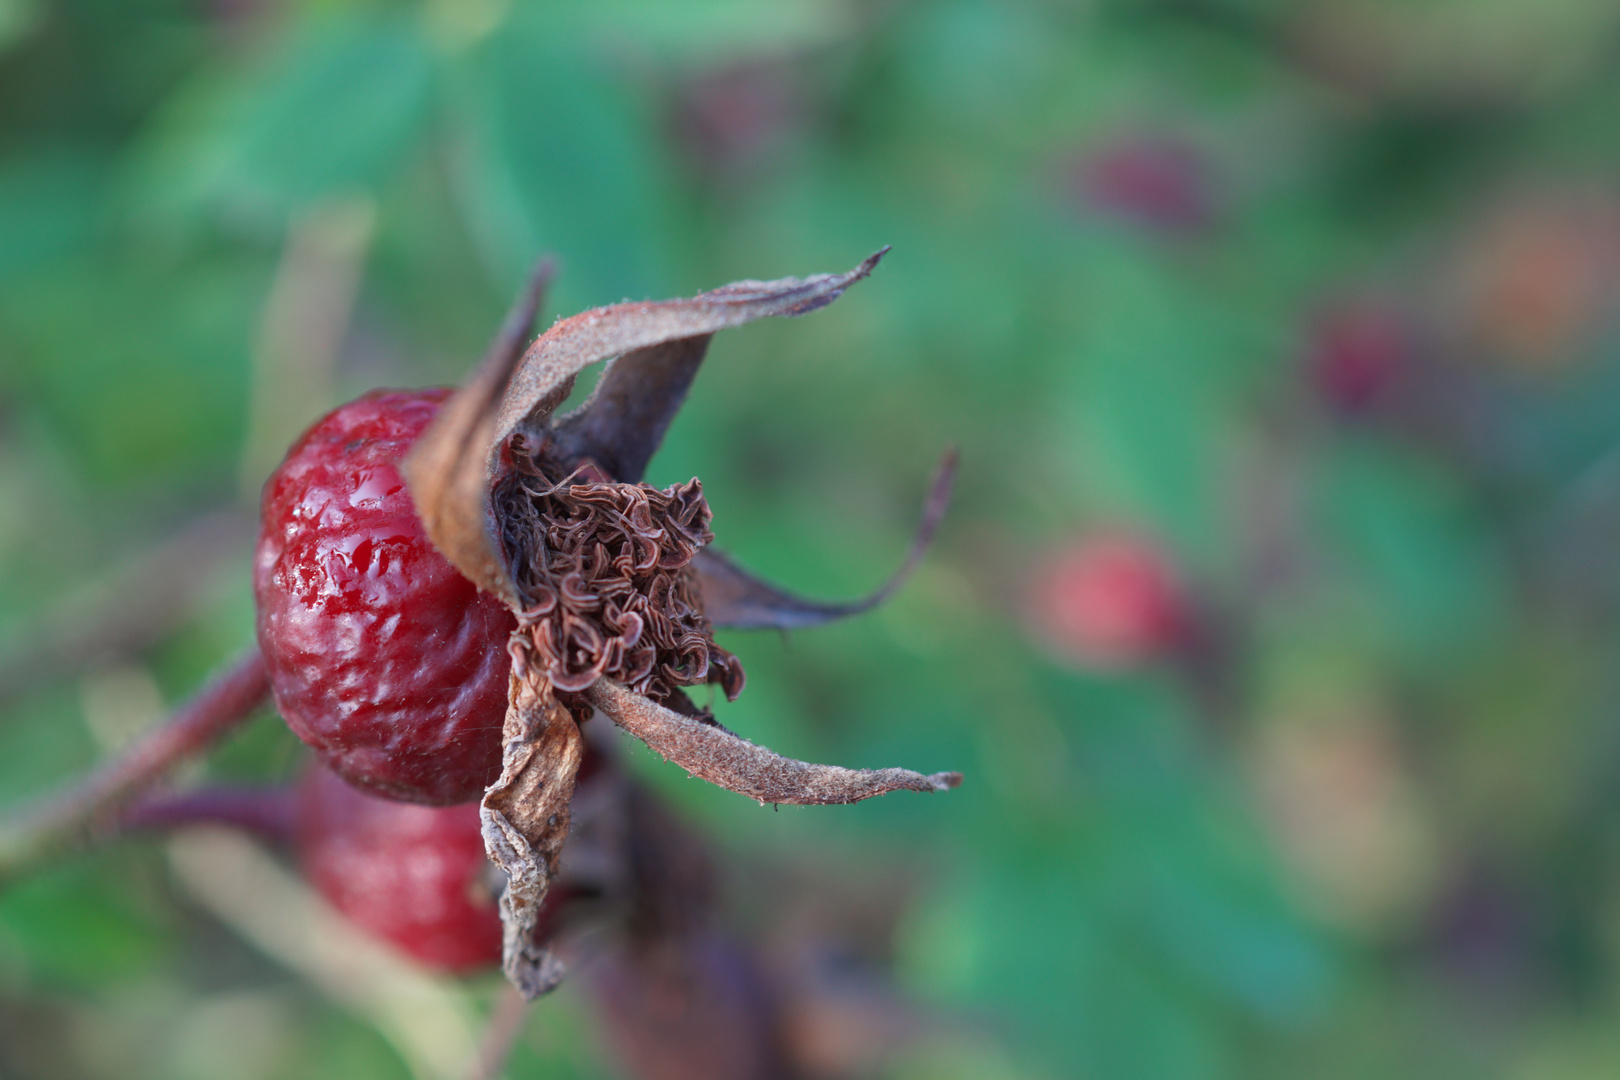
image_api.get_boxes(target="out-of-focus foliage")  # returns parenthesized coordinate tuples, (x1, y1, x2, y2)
(8, 0, 1620, 1077)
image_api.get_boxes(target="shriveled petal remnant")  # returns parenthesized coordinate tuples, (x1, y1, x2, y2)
(495, 455, 743, 701)
(404, 251, 959, 1000)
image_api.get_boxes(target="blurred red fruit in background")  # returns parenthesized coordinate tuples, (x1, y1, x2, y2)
(1308, 299, 1410, 415)
(1074, 135, 1215, 234)
(1026, 532, 1189, 670)
(295, 766, 503, 972)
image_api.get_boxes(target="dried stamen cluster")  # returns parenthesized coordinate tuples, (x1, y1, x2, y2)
(495, 446, 743, 703)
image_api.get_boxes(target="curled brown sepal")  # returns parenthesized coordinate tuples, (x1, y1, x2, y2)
(694, 447, 958, 631)
(481, 635, 585, 1000)
(493, 249, 889, 453)
(405, 260, 554, 606)
(587, 678, 962, 806)
(404, 251, 887, 603)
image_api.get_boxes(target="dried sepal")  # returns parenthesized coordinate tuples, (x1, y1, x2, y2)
(493, 250, 889, 453)
(550, 335, 711, 484)
(481, 637, 585, 999)
(405, 261, 553, 606)
(408, 252, 886, 604)
(587, 679, 961, 806)
(694, 448, 958, 631)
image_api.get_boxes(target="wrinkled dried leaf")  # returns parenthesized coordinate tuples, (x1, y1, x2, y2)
(588, 679, 961, 806)
(481, 638, 585, 999)
(695, 449, 957, 630)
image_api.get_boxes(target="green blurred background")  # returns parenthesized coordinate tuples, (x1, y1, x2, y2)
(9, 0, 1620, 1076)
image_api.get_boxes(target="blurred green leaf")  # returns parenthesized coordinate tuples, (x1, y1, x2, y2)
(1066, 239, 1276, 563)
(1315, 440, 1507, 663)
(0, 148, 103, 284)
(0, 257, 260, 487)
(132, 12, 434, 226)
(453, 13, 674, 308)
(0, 858, 169, 987)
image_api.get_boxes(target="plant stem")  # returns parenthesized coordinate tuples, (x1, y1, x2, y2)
(0, 645, 270, 883)
(462, 983, 530, 1080)
(121, 784, 297, 846)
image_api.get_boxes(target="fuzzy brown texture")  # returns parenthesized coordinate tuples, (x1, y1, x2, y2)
(588, 679, 962, 806)
(495, 446, 744, 703)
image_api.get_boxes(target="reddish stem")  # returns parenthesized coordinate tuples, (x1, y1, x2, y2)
(463, 983, 531, 1080)
(0, 645, 270, 880)
(120, 784, 296, 846)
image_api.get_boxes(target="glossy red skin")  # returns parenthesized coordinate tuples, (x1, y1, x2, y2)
(296, 766, 502, 971)
(255, 388, 515, 805)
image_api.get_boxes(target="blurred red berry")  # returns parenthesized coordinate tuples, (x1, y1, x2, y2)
(1075, 136, 1215, 233)
(254, 388, 515, 806)
(1308, 300, 1409, 414)
(1027, 532, 1188, 669)
(295, 765, 503, 972)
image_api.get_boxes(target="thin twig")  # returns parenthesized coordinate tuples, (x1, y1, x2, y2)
(0, 645, 270, 882)
(462, 982, 531, 1080)
(120, 784, 297, 846)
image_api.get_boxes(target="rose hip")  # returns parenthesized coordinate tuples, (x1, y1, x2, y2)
(295, 765, 503, 971)
(255, 388, 514, 805)
(1027, 531, 1188, 669)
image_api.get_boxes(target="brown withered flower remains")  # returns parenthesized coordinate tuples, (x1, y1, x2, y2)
(403, 250, 961, 998)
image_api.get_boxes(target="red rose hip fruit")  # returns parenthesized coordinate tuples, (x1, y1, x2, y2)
(296, 765, 502, 971)
(255, 388, 515, 805)
(1026, 531, 1188, 670)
